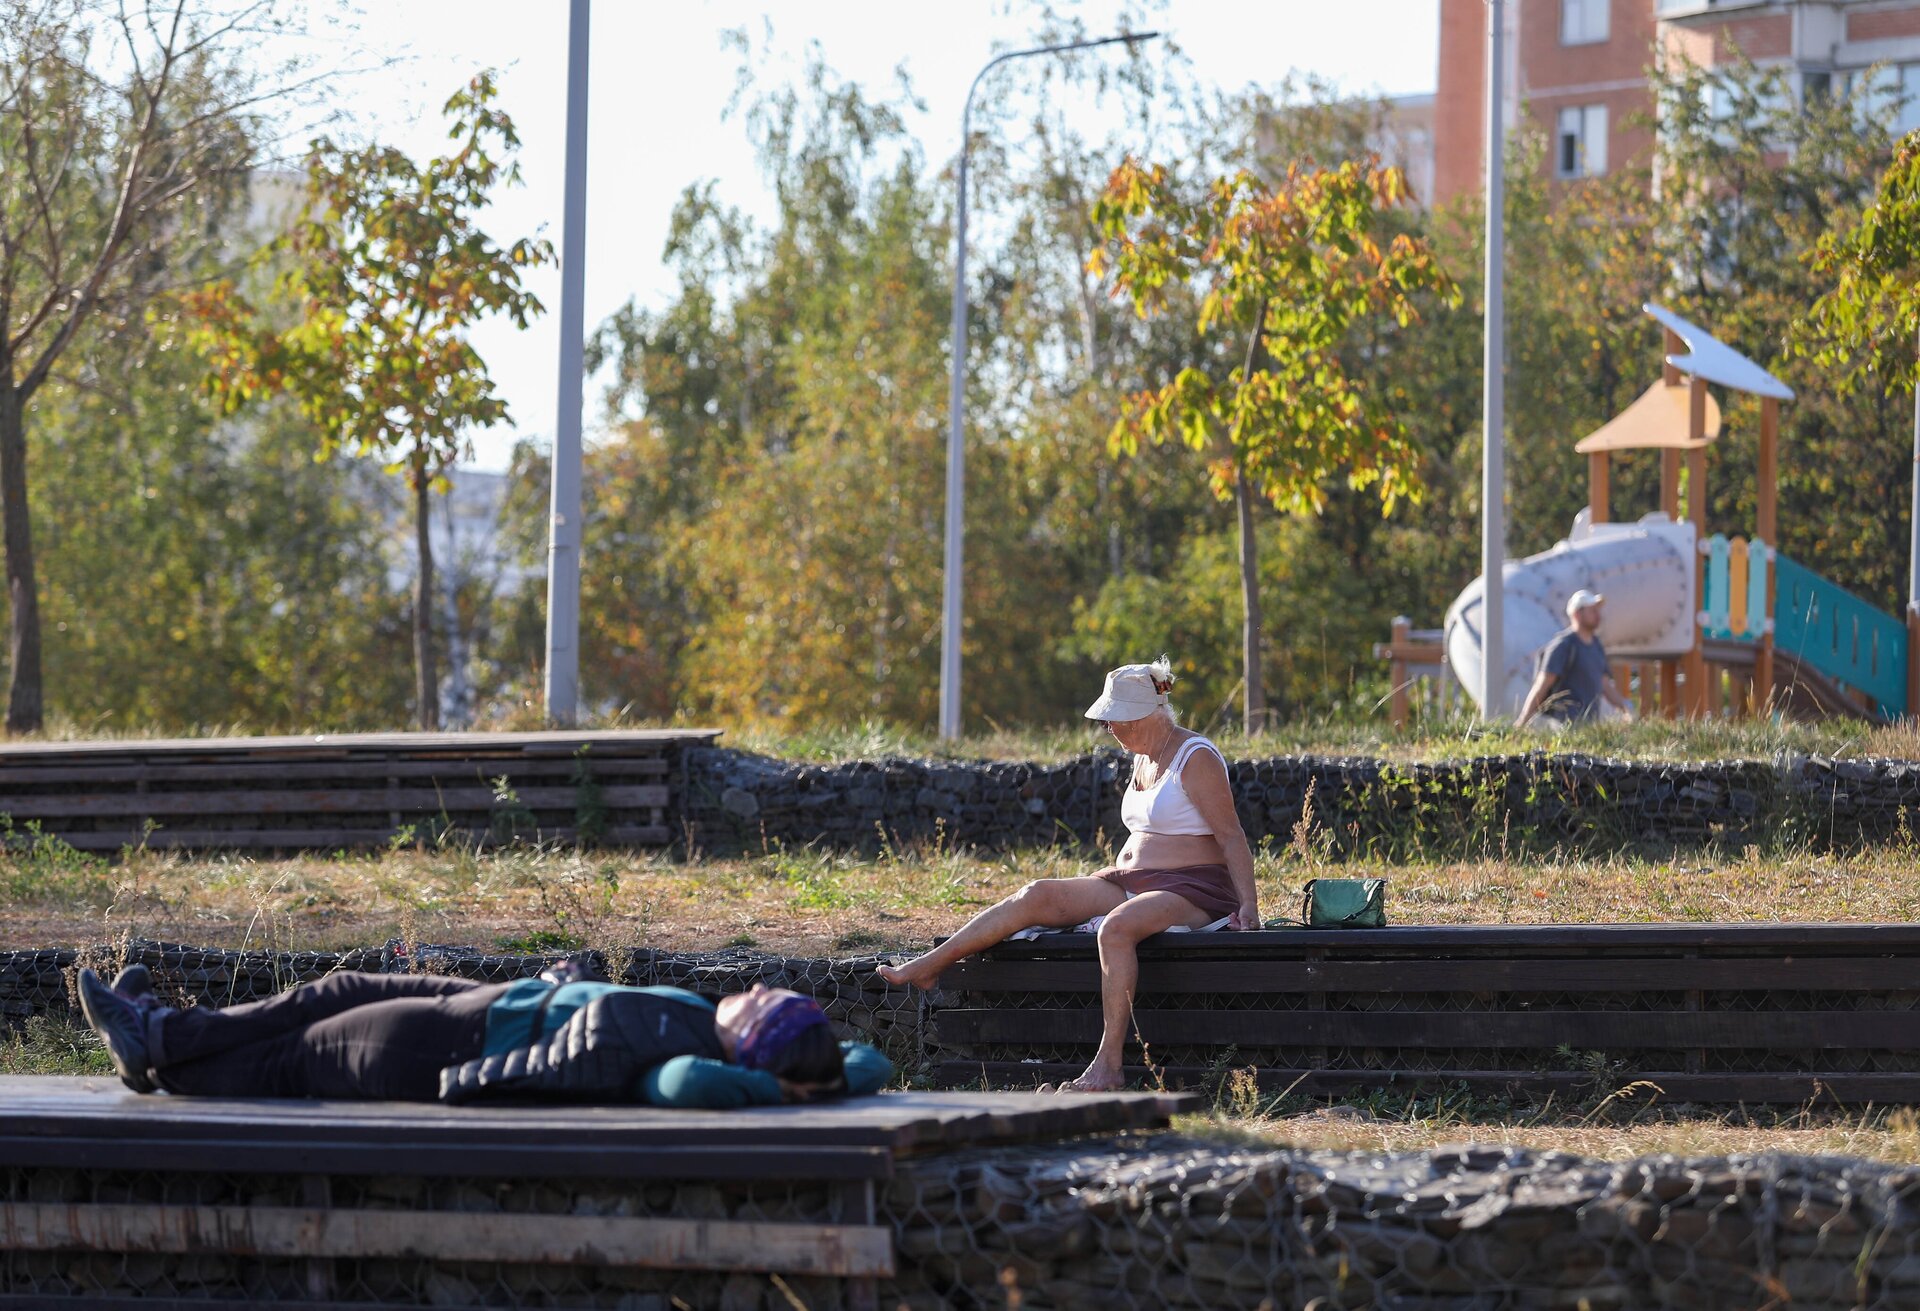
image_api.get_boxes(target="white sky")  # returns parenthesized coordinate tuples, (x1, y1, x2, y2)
(311, 1, 1440, 469)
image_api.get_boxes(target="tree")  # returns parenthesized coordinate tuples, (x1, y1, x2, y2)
(1652, 53, 1903, 610)
(572, 48, 1099, 730)
(1791, 131, 1920, 608)
(182, 72, 552, 728)
(37, 306, 414, 730)
(1089, 157, 1457, 731)
(0, 0, 283, 732)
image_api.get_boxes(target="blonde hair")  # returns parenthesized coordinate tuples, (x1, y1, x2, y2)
(1149, 655, 1178, 722)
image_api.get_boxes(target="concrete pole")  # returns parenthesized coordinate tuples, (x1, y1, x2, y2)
(939, 92, 972, 744)
(543, 0, 591, 725)
(939, 31, 1160, 740)
(1480, 0, 1507, 719)
(1757, 396, 1777, 716)
(1908, 323, 1920, 718)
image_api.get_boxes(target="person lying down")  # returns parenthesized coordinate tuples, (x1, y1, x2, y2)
(76, 961, 891, 1108)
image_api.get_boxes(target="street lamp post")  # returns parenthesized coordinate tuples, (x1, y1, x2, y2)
(1481, 0, 1507, 720)
(544, 0, 592, 725)
(938, 30, 1162, 741)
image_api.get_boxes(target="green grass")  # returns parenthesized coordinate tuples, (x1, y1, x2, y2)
(0, 1015, 112, 1077)
(13, 707, 1913, 766)
(720, 711, 1920, 766)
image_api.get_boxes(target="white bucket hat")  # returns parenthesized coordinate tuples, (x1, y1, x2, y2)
(1084, 662, 1173, 722)
(1566, 588, 1606, 617)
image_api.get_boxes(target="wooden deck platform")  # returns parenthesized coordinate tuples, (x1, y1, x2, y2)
(0, 1079, 1194, 1304)
(0, 1077, 1193, 1179)
(0, 729, 721, 853)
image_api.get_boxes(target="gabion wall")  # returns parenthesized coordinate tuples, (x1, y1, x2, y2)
(881, 1134, 1920, 1310)
(683, 745, 1920, 857)
(9, 1138, 1920, 1308)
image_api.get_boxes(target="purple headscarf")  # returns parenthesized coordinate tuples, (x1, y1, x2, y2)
(736, 995, 829, 1071)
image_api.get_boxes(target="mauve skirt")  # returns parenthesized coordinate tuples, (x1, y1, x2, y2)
(1093, 863, 1239, 919)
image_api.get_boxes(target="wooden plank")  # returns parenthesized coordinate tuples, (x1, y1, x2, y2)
(971, 923, 1920, 955)
(0, 783, 669, 819)
(0, 729, 721, 761)
(0, 757, 671, 786)
(0, 1298, 479, 1311)
(49, 824, 674, 851)
(939, 956, 1920, 994)
(0, 1136, 895, 1181)
(932, 1007, 1920, 1050)
(0, 1080, 1192, 1157)
(0, 1202, 896, 1278)
(933, 1062, 1920, 1105)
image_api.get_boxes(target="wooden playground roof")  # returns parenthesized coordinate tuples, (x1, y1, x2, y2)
(1574, 379, 1722, 453)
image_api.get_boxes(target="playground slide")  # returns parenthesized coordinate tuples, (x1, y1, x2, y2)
(1444, 513, 1696, 717)
(1700, 638, 1877, 721)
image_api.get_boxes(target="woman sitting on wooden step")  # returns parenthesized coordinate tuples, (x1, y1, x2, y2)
(879, 658, 1259, 1092)
(77, 959, 890, 1107)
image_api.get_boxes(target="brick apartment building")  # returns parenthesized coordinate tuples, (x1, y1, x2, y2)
(1417, 0, 1920, 206)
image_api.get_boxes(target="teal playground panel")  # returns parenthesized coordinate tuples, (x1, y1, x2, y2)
(1774, 555, 1907, 718)
(1746, 540, 1769, 643)
(1703, 535, 1731, 635)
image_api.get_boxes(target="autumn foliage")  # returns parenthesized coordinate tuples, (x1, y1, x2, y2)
(177, 72, 553, 727)
(1089, 156, 1457, 727)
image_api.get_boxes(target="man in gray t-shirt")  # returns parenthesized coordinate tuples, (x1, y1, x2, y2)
(1518, 590, 1634, 724)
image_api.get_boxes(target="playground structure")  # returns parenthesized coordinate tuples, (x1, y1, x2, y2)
(1383, 305, 1920, 726)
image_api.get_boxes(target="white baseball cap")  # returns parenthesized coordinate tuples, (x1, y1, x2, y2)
(1083, 662, 1173, 722)
(1566, 589, 1606, 616)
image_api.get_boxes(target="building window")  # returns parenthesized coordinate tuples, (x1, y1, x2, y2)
(1556, 105, 1609, 178)
(1852, 63, 1920, 137)
(1561, 0, 1609, 45)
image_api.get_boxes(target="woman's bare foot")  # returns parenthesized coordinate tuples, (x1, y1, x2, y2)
(1057, 1063, 1125, 1093)
(876, 957, 940, 989)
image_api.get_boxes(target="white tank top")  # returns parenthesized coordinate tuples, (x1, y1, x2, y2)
(1120, 736, 1227, 836)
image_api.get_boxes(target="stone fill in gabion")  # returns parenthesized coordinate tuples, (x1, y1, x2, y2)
(683, 745, 1920, 856)
(8, 1138, 1920, 1308)
(878, 1134, 1920, 1310)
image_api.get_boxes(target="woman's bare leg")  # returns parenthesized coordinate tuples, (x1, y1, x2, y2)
(877, 877, 1124, 989)
(1062, 891, 1209, 1092)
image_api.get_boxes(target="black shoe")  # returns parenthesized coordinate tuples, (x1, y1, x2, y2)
(110, 963, 153, 999)
(77, 968, 155, 1093)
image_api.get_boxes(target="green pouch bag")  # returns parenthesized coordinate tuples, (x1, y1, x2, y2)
(1299, 876, 1387, 929)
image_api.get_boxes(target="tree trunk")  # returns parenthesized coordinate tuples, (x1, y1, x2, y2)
(1236, 470, 1265, 735)
(1231, 297, 1270, 738)
(0, 382, 44, 734)
(413, 470, 439, 730)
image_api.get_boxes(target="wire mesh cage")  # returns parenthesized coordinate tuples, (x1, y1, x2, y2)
(9, 1139, 1916, 1308)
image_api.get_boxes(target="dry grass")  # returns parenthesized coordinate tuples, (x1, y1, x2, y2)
(1183, 1092, 1920, 1163)
(6, 838, 1920, 958)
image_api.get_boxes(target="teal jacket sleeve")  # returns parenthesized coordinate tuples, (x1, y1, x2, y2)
(643, 1056, 784, 1108)
(642, 1042, 893, 1108)
(841, 1042, 891, 1095)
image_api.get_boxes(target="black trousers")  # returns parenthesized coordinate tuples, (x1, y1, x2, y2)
(152, 973, 509, 1101)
